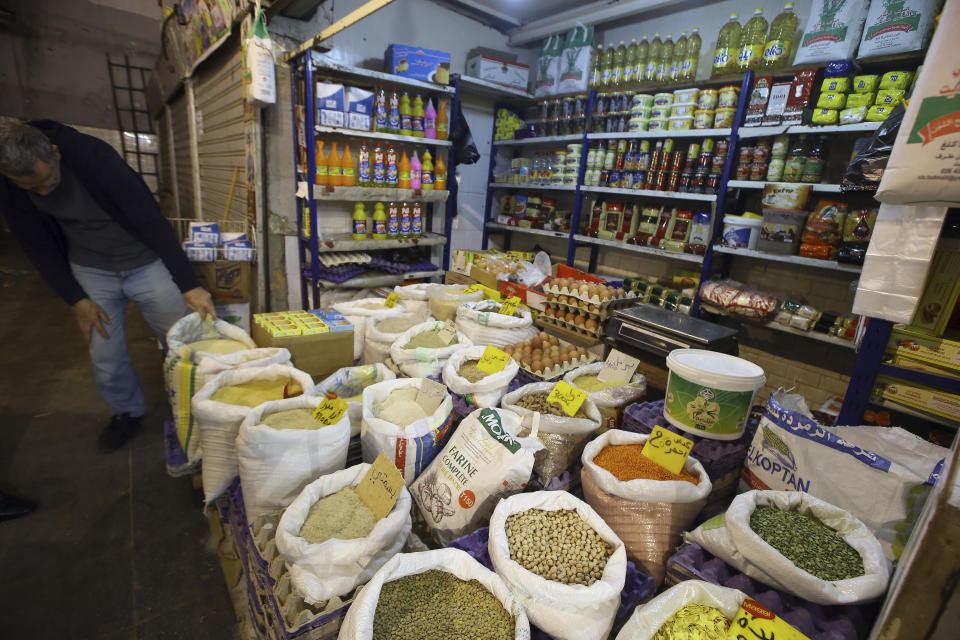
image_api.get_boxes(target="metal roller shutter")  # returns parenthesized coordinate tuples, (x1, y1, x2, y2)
(156, 106, 178, 219)
(169, 91, 195, 222)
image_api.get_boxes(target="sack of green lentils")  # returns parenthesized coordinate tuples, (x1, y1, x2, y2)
(236, 395, 351, 523)
(363, 312, 428, 366)
(563, 363, 646, 432)
(581, 429, 711, 585)
(501, 382, 602, 484)
(193, 364, 317, 504)
(488, 490, 628, 640)
(316, 364, 396, 437)
(442, 345, 520, 409)
(275, 463, 413, 605)
(338, 547, 531, 640)
(411, 407, 543, 545)
(684, 490, 890, 605)
(614, 580, 746, 640)
(334, 297, 410, 362)
(455, 299, 539, 348)
(361, 378, 455, 485)
(389, 320, 473, 378)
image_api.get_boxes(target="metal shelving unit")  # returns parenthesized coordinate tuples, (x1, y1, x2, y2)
(316, 269, 440, 289)
(573, 234, 705, 264)
(485, 222, 570, 240)
(712, 245, 862, 273)
(581, 185, 717, 202)
(314, 186, 450, 202)
(586, 128, 732, 140)
(727, 180, 846, 193)
(312, 232, 447, 253)
(488, 182, 576, 191)
(737, 121, 883, 139)
(314, 125, 453, 146)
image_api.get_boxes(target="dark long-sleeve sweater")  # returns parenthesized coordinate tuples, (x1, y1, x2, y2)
(0, 120, 199, 305)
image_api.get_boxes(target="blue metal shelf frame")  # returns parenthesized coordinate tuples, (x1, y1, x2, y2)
(289, 59, 309, 309)
(442, 76, 462, 270)
(567, 90, 598, 266)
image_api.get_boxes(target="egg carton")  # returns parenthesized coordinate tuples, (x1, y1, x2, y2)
(501, 337, 598, 381)
(538, 312, 605, 339)
(666, 543, 877, 640)
(543, 295, 636, 321)
(543, 281, 637, 308)
(317, 251, 372, 268)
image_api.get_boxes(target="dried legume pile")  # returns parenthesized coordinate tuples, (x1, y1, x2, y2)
(572, 374, 623, 392)
(404, 329, 459, 349)
(653, 604, 730, 640)
(299, 486, 376, 544)
(593, 444, 699, 484)
(514, 392, 588, 418)
(373, 570, 513, 640)
(505, 509, 612, 585)
(210, 379, 298, 407)
(750, 505, 865, 581)
(457, 359, 489, 383)
(376, 316, 420, 334)
(263, 408, 324, 430)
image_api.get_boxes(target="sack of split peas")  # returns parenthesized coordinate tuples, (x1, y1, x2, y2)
(581, 430, 711, 585)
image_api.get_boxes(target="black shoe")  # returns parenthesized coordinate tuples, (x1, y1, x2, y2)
(98, 413, 143, 452)
(0, 490, 37, 520)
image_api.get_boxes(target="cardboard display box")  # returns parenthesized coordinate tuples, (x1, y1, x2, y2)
(195, 260, 251, 304)
(251, 323, 353, 381)
(466, 54, 529, 90)
(385, 44, 451, 83)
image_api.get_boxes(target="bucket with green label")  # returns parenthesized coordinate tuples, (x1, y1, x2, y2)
(664, 349, 765, 440)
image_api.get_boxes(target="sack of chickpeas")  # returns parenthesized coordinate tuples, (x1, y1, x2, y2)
(564, 362, 646, 432)
(441, 345, 520, 409)
(615, 580, 747, 640)
(337, 548, 531, 640)
(389, 320, 473, 378)
(455, 299, 539, 348)
(488, 491, 628, 640)
(580, 430, 711, 585)
(501, 382, 602, 484)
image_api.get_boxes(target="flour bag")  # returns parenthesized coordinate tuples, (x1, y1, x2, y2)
(858, 0, 940, 58)
(245, 10, 276, 107)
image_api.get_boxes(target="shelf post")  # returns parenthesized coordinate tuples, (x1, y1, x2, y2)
(290, 56, 309, 310)
(838, 318, 894, 424)
(566, 89, 597, 266)
(443, 77, 461, 270)
(480, 101, 504, 251)
(303, 55, 320, 307)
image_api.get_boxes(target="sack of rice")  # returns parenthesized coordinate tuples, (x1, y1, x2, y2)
(389, 320, 472, 378)
(275, 463, 412, 604)
(165, 312, 290, 468)
(501, 382, 601, 484)
(192, 364, 316, 503)
(333, 297, 409, 361)
(360, 378, 454, 485)
(236, 395, 351, 522)
(337, 548, 530, 640)
(793, 0, 869, 65)
(455, 299, 539, 348)
(615, 580, 746, 640)
(393, 283, 437, 320)
(858, 0, 939, 58)
(316, 364, 396, 437)
(580, 429, 711, 585)
(441, 345, 520, 410)
(411, 407, 542, 544)
(426, 285, 483, 322)
(564, 362, 646, 432)
(363, 313, 426, 365)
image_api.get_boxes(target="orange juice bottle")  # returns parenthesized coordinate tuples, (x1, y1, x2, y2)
(398, 150, 411, 189)
(436, 101, 449, 140)
(314, 140, 328, 185)
(435, 154, 447, 190)
(341, 144, 356, 186)
(327, 142, 342, 186)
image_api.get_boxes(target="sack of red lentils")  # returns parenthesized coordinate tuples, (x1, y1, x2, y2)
(581, 429, 711, 585)
(563, 363, 646, 432)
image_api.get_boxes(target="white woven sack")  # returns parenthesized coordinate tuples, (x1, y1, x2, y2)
(360, 378, 454, 485)
(615, 580, 747, 640)
(275, 463, 412, 604)
(501, 381, 602, 436)
(316, 364, 396, 437)
(441, 345, 520, 408)
(389, 320, 473, 378)
(488, 491, 627, 640)
(684, 490, 890, 605)
(363, 312, 427, 366)
(581, 430, 712, 503)
(564, 362, 646, 430)
(337, 548, 531, 640)
(333, 297, 408, 361)
(236, 395, 351, 523)
(192, 364, 317, 504)
(455, 299, 539, 348)
(426, 285, 483, 322)
(393, 283, 436, 320)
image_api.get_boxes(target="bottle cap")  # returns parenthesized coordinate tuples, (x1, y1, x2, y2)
(785, 1, 794, 7)
(730, 13, 738, 18)
(754, 8, 763, 13)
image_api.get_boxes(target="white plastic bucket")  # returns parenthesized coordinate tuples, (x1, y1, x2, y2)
(663, 349, 765, 440)
(722, 215, 762, 249)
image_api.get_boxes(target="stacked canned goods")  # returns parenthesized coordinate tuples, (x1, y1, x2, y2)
(526, 94, 589, 138)
(582, 136, 728, 194)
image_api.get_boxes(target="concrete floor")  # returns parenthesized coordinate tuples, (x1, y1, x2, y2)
(0, 234, 238, 638)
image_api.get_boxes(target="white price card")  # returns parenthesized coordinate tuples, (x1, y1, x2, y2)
(596, 349, 641, 384)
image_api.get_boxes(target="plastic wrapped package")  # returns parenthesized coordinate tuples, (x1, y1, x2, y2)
(793, 1, 869, 64)
(859, 1, 939, 58)
(841, 106, 904, 191)
(455, 299, 539, 348)
(840, 107, 867, 125)
(866, 105, 894, 121)
(879, 70, 914, 91)
(699, 280, 780, 322)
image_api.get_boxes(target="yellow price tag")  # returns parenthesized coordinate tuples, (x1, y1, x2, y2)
(499, 296, 522, 316)
(547, 380, 587, 417)
(641, 425, 694, 475)
(725, 599, 812, 640)
(476, 346, 511, 375)
(384, 292, 400, 308)
(311, 391, 348, 426)
(354, 452, 406, 520)
(462, 284, 482, 294)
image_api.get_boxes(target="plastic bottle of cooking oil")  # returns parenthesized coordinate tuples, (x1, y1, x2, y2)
(611, 40, 627, 87)
(656, 34, 674, 84)
(737, 8, 768, 72)
(671, 32, 687, 83)
(623, 38, 638, 86)
(600, 43, 615, 87)
(761, 2, 799, 70)
(634, 35, 649, 85)
(712, 14, 741, 77)
(645, 33, 662, 82)
(682, 27, 701, 81)
(588, 44, 602, 88)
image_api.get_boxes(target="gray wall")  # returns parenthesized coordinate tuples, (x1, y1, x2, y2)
(0, 0, 160, 129)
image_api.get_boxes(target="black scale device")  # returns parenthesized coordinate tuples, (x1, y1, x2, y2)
(605, 304, 739, 358)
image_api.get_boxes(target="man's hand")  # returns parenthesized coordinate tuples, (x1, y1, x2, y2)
(74, 298, 110, 343)
(184, 287, 217, 320)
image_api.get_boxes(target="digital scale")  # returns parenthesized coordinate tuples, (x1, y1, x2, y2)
(605, 304, 739, 358)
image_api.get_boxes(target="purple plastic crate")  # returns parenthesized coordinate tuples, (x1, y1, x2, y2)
(666, 543, 877, 640)
(164, 419, 199, 477)
(448, 526, 656, 640)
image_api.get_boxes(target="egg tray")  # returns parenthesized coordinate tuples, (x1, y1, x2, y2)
(446, 526, 657, 640)
(666, 543, 878, 640)
(538, 312, 605, 339)
(543, 282, 638, 308)
(543, 295, 636, 322)
(502, 335, 599, 381)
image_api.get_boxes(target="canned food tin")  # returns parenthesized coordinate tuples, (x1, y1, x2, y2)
(718, 85, 740, 109)
(648, 118, 668, 131)
(749, 162, 766, 181)
(633, 171, 647, 189)
(697, 88, 719, 109)
(653, 92, 675, 107)
(716, 138, 730, 158)
(713, 107, 737, 128)
(693, 109, 715, 129)
(628, 117, 649, 132)
(566, 143, 582, 157)
(673, 88, 700, 104)
(711, 155, 725, 174)
(735, 161, 751, 180)
(608, 170, 621, 187)
(632, 93, 655, 108)
(670, 103, 696, 118)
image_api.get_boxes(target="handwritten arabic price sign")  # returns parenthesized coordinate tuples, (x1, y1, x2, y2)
(311, 391, 348, 426)
(596, 349, 641, 384)
(498, 296, 522, 316)
(641, 425, 694, 475)
(384, 292, 400, 308)
(477, 346, 511, 375)
(547, 380, 587, 417)
(416, 378, 447, 415)
(354, 451, 405, 520)
(436, 320, 457, 345)
(724, 598, 812, 640)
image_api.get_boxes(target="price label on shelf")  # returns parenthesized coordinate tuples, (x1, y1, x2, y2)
(596, 349, 641, 384)
(641, 425, 694, 475)
(547, 380, 587, 417)
(499, 296, 522, 316)
(384, 292, 400, 308)
(476, 346, 511, 375)
(725, 598, 811, 640)
(311, 391, 348, 426)
(355, 452, 405, 520)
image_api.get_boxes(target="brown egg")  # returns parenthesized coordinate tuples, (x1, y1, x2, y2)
(520, 356, 531, 367)
(578, 299, 587, 309)
(539, 331, 550, 341)
(588, 304, 598, 312)
(574, 315, 585, 326)
(558, 295, 568, 305)
(586, 318, 598, 331)
(549, 336, 560, 346)
(577, 346, 588, 356)
(543, 307, 554, 318)
(531, 359, 542, 372)
(615, 288, 625, 297)
(564, 311, 576, 323)
(533, 348, 543, 359)
(541, 357, 554, 370)
(531, 337, 542, 349)
(546, 293, 555, 302)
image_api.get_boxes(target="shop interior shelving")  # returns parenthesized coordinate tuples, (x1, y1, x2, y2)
(290, 53, 459, 307)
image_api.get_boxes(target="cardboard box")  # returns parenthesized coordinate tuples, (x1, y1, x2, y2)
(195, 260, 251, 304)
(252, 321, 353, 381)
(346, 86, 374, 131)
(912, 249, 960, 337)
(316, 82, 345, 127)
(889, 326, 960, 372)
(385, 44, 450, 83)
(466, 54, 529, 90)
(877, 377, 960, 422)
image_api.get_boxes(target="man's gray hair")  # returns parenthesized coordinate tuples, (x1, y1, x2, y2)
(0, 117, 56, 175)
